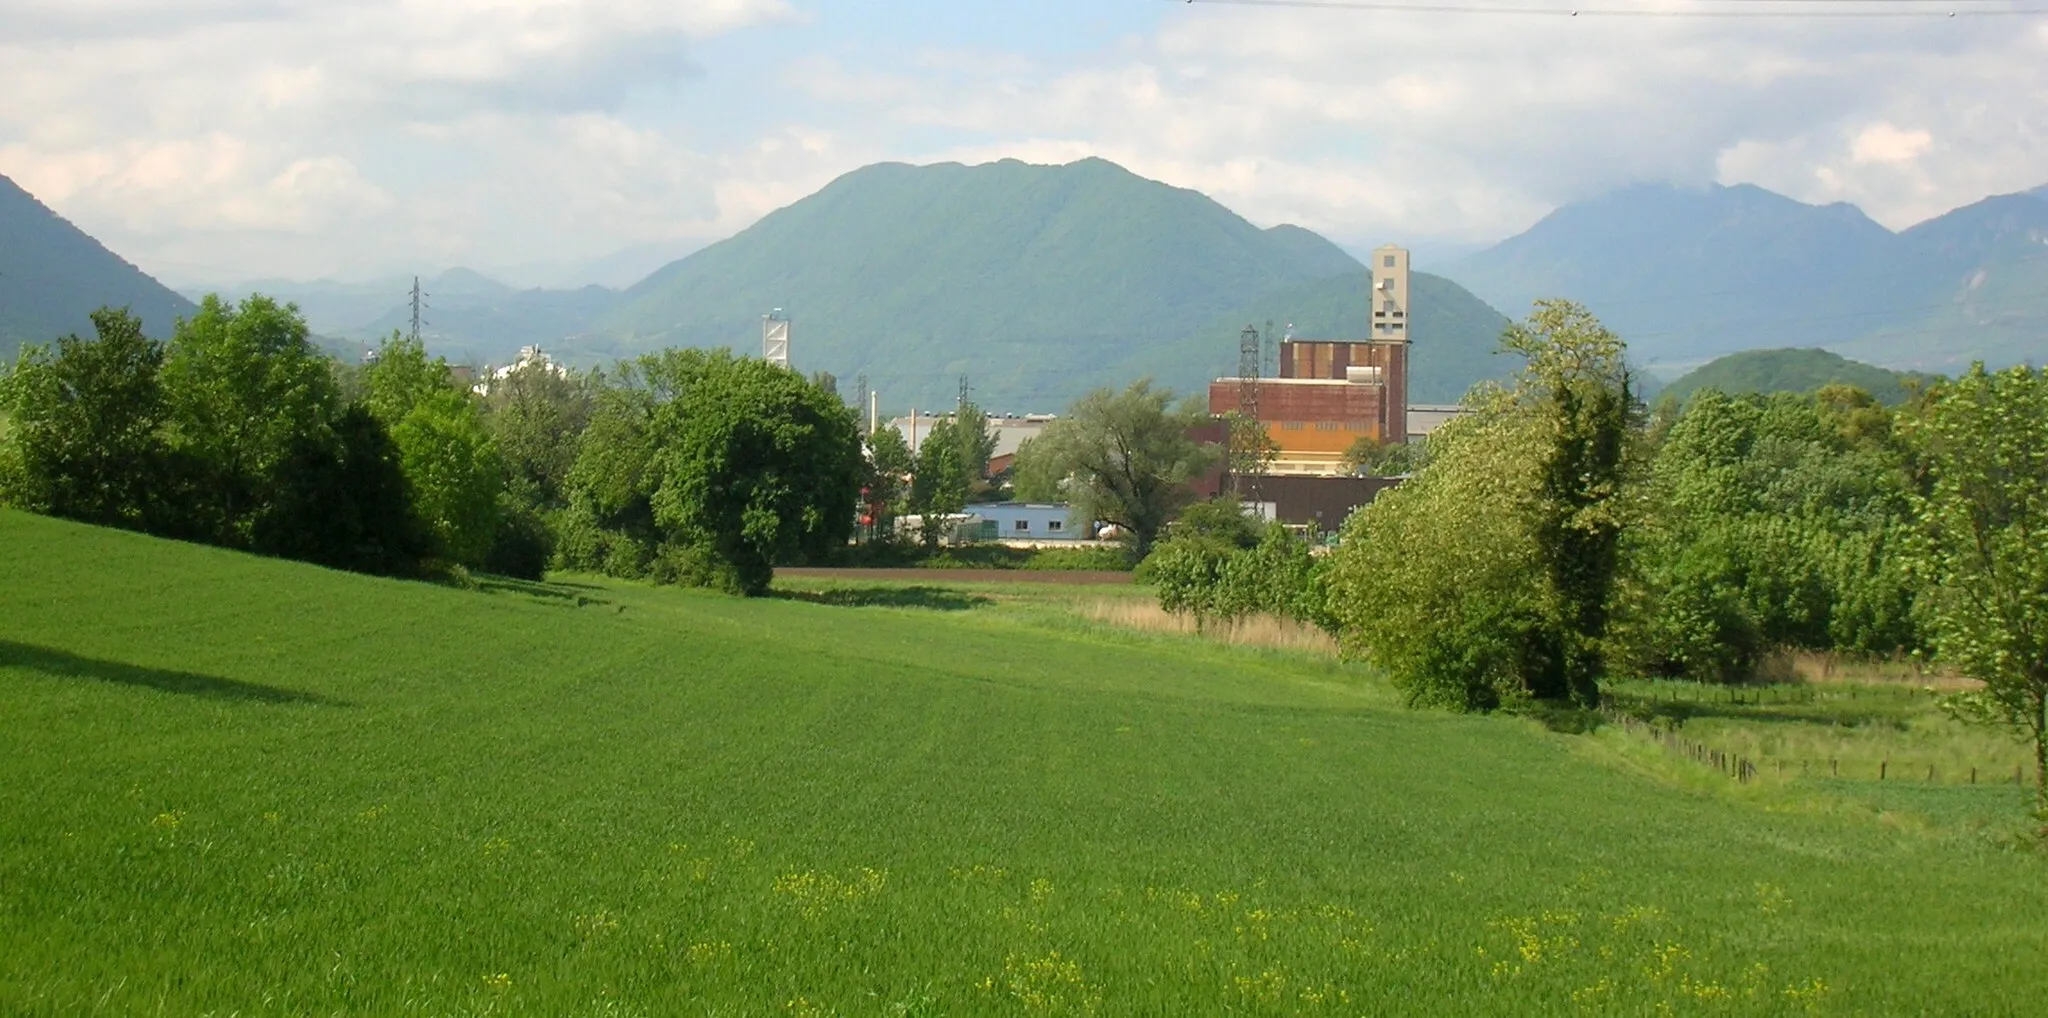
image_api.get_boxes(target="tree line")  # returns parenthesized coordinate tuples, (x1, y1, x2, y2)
(1139, 300, 2048, 817)
(0, 298, 862, 595)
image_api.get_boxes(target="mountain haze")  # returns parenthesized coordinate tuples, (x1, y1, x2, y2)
(1443, 182, 2048, 374)
(597, 158, 1384, 410)
(1, 174, 196, 359)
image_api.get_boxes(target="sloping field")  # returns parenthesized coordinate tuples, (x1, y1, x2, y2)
(1, 509, 2043, 1015)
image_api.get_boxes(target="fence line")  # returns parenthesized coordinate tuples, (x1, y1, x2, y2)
(1596, 708, 2025, 788)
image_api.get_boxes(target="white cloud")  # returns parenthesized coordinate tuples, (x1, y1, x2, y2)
(0, 0, 792, 280)
(4, 1, 2048, 283)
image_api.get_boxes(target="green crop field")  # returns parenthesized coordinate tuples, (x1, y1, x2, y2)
(3, 509, 2045, 1016)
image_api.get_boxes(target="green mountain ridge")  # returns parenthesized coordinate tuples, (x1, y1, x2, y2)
(1, 174, 196, 360)
(1661, 348, 1923, 405)
(591, 158, 1511, 412)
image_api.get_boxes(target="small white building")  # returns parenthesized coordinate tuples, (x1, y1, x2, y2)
(965, 502, 1082, 541)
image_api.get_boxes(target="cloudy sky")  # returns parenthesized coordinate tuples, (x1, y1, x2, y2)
(3, 0, 2045, 287)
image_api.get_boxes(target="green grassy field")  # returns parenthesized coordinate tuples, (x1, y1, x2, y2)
(3, 509, 2045, 1016)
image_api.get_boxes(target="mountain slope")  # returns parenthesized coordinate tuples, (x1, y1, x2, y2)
(0, 175, 196, 358)
(1442, 182, 2048, 374)
(1441, 183, 1902, 365)
(594, 158, 1364, 411)
(1661, 348, 1922, 405)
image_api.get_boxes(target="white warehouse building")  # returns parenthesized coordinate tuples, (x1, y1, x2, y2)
(965, 502, 1083, 542)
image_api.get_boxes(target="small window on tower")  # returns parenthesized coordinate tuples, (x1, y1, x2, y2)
(1383, 254, 1397, 268)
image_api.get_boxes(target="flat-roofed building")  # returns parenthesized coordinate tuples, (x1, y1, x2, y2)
(1209, 244, 1413, 475)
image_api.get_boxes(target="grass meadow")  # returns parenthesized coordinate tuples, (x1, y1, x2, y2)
(3, 509, 2046, 1015)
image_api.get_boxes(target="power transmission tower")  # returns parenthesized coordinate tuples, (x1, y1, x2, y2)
(1236, 324, 1263, 501)
(854, 372, 870, 433)
(408, 276, 428, 343)
(957, 375, 970, 417)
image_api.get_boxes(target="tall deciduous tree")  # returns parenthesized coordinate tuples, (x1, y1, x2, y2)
(1011, 380, 1215, 556)
(910, 418, 969, 549)
(1909, 363, 2048, 821)
(1329, 301, 1636, 710)
(161, 295, 340, 547)
(651, 355, 862, 595)
(363, 334, 504, 568)
(0, 308, 169, 528)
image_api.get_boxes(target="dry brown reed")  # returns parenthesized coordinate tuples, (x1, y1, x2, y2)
(1757, 649, 1976, 689)
(1081, 599, 1339, 655)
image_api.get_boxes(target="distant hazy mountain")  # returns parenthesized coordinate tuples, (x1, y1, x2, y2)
(1661, 348, 1923, 405)
(190, 268, 618, 366)
(1, 174, 196, 359)
(1442, 182, 2048, 374)
(594, 158, 1387, 411)
(1832, 190, 2048, 372)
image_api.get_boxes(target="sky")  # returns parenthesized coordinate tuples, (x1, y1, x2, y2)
(3, 0, 2046, 288)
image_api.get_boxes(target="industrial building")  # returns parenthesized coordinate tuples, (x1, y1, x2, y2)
(1208, 244, 1415, 476)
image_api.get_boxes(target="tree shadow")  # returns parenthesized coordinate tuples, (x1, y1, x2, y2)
(1610, 696, 1902, 729)
(0, 641, 349, 706)
(771, 585, 992, 611)
(472, 575, 615, 609)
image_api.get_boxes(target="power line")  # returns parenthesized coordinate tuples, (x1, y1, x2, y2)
(1171, 0, 2048, 18)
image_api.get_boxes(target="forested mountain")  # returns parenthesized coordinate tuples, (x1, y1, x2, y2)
(0, 174, 195, 360)
(591, 158, 1508, 411)
(1442, 182, 2048, 373)
(1661, 348, 1921, 405)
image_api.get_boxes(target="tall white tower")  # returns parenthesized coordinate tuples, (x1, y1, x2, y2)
(1370, 245, 1410, 341)
(762, 309, 790, 368)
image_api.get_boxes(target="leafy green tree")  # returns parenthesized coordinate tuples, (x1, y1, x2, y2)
(389, 389, 505, 568)
(1011, 380, 1216, 557)
(865, 424, 914, 540)
(1613, 385, 1920, 681)
(650, 355, 863, 595)
(481, 355, 592, 511)
(1342, 436, 1426, 477)
(1329, 301, 1637, 710)
(160, 295, 340, 547)
(910, 418, 969, 549)
(363, 334, 504, 568)
(1506, 301, 1638, 705)
(1144, 538, 1232, 628)
(1908, 364, 2048, 821)
(257, 403, 434, 576)
(1165, 496, 1266, 551)
(0, 308, 169, 528)
(953, 401, 1000, 497)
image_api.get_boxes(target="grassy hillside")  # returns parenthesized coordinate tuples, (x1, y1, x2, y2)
(593, 158, 1364, 413)
(0, 175, 196, 359)
(4, 510, 2046, 1014)
(1661, 348, 1922, 405)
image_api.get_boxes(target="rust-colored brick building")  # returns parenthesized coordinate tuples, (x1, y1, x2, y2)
(1209, 244, 1414, 475)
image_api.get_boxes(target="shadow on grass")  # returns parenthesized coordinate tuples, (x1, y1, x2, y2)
(1611, 697, 1905, 729)
(0, 640, 348, 706)
(472, 575, 614, 609)
(772, 585, 993, 611)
